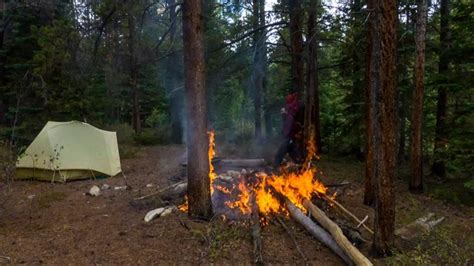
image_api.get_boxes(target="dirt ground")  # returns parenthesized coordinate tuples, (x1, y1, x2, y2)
(0, 144, 472, 265)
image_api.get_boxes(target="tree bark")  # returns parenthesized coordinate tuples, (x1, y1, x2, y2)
(303, 199, 373, 266)
(183, 0, 212, 219)
(289, 0, 304, 93)
(305, 0, 322, 153)
(128, 8, 141, 133)
(366, 0, 398, 255)
(410, 0, 427, 193)
(251, 0, 264, 139)
(286, 199, 352, 265)
(432, 0, 450, 179)
(167, 0, 183, 144)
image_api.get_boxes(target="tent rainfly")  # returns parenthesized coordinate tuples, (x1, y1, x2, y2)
(15, 121, 122, 182)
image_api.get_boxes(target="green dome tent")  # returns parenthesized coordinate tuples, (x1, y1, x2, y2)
(15, 121, 122, 182)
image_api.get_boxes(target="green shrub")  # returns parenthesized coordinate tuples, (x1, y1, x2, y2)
(105, 123, 135, 145)
(133, 128, 170, 146)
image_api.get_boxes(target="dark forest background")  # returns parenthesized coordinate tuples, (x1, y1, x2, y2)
(0, 0, 472, 199)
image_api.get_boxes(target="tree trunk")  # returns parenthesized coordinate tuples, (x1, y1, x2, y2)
(410, 0, 427, 193)
(251, 0, 264, 139)
(289, 0, 304, 93)
(167, 0, 183, 144)
(182, 0, 212, 219)
(432, 0, 450, 179)
(366, 0, 398, 255)
(305, 0, 322, 153)
(128, 9, 141, 133)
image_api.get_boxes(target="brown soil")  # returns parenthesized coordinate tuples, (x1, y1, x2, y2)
(0, 144, 472, 264)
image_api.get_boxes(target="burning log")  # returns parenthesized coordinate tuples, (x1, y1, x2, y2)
(285, 199, 352, 265)
(319, 193, 374, 235)
(302, 199, 373, 266)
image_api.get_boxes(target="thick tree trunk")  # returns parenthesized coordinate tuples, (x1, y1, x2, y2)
(252, 0, 264, 139)
(432, 0, 450, 179)
(167, 0, 183, 144)
(410, 0, 427, 193)
(366, 0, 398, 255)
(289, 0, 304, 93)
(305, 0, 322, 153)
(182, 0, 212, 219)
(128, 10, 141, 133)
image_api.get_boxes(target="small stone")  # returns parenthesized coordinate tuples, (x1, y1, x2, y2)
(89, 185, 101, 196)
(27, 195, 36, 200)
(114, 186, 127, 190)
(144, 207, 165, 222)
(227, 170, 240, 178)
(218, 175, 232, 182)
(101, 184, 110, 190)
(146, 183, 154, 188)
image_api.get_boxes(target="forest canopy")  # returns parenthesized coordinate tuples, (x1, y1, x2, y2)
(0, 0, 472, 177)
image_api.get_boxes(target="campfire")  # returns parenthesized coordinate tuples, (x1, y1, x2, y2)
(178, 132, 373, 265)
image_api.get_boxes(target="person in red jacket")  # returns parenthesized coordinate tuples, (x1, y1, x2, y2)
(274, 92, 305, 167)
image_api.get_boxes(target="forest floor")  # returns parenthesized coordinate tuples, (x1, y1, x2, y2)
(0, 143, 473, 265)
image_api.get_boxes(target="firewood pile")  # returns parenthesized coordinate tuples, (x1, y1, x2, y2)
(138, 158, 374, 266)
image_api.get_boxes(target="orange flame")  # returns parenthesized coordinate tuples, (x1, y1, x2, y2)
(180, 133, 330, 221)
(225, 181, 252, 215)
(208, 131, 217, 194)
(179, 131, 216, 212)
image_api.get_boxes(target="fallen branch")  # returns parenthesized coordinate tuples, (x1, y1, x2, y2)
(303, 199, 372, 266)
(395, 213, 445, 240)
(251, 217, 264, 265)
(218, 159, 265, 167)
(134, 181, 186, 200)
(0, 255, 11, 262)
(320, 194, 374, 235)
(276, 216, 308, 263)
(326, 181, 351, 187)
(285, 199, 352, 265)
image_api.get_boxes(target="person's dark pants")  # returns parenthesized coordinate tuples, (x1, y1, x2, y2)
(274, 138, 304, 167)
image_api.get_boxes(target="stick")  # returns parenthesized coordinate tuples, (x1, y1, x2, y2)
(326, 181, 351, 187)
(251, 218, 264, 265)
(134, 181, 186, 200)
(218, 159, 265, 167)
(276, 216, 308, 263)
(285, 199, 352, 265)
(303, 199, 372, 266)
(320, 194, 374, 235)
(0, 255, 11, 262)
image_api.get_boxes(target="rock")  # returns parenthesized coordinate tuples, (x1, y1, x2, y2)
(146, 183, 154, 188)
(101, 184, 110, 190)
(27, 195, 36, 200)
(89, 185, 101, 196)
(218, 175, 232, 182)
(226, 170, 240, 178)
(114, 186, 127, 190)
(144, 207, 165, 222)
